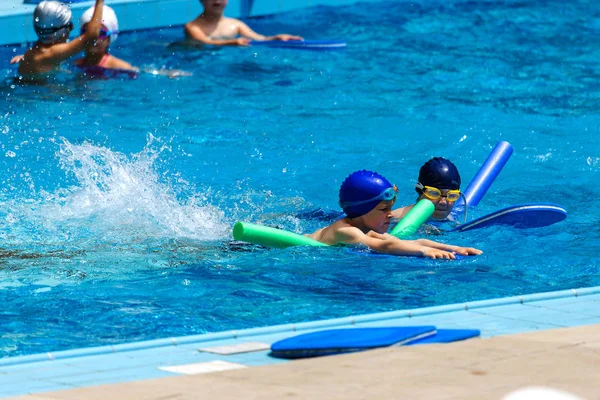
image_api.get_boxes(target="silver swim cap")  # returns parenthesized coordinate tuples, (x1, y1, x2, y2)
(33, 1, 73, 44)
(79, 5, 119, 44)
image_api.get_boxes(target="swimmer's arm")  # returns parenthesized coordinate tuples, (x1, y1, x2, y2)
(413, 238, 482, 256)
(10, 54, 24, 64)
(184, 23, 249, 46)
(42, 0, 104, 63)
(337, 228, 455, 259)
(107, 56, 137, 71)
(237, 22, 267, 40)
(238, 23, 303, 41)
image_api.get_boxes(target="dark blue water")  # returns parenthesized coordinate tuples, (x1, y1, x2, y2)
(0, 0, 598, 357)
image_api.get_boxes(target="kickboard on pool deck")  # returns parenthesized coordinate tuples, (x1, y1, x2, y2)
(269, 326, 436, 359)
(405, 329, 481, 345)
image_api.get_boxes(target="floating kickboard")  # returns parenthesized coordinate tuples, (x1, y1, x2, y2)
(270, 326, 436, 359)
(451, 203, 566, 232)
(405, 329, 480, 345)
(251, 39, 347, 50)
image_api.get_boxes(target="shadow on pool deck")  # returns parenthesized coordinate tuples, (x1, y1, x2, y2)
(7, 323, 598, 400)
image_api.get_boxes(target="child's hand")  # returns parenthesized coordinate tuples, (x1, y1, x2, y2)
(273, 34, 303, 42)
(453, 247, 483, 256)
(235, 38, 250, 46)
(10, 55, 24, 64)
(422, 248, 456, 260)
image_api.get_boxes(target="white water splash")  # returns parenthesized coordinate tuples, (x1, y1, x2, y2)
(2, 137, 229, 248)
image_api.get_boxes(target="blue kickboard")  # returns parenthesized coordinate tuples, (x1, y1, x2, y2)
(250, 39, 347, 50)
(405, 329, 480, 345)
(270, 326, 436, 359)
(451, 203, 566, 232)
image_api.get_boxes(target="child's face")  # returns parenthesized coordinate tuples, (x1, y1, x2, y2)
(201, 0, 228, 12)
(419, 190, 456, 220)
(362, 199, 395, 234)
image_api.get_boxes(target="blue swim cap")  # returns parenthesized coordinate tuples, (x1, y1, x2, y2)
(339, 170, 394, 218)
(416, 157, 461, 193)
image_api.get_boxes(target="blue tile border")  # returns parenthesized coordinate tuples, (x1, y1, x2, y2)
(2, 285, 600, 368)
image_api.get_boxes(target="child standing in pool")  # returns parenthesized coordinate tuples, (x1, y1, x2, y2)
(15, 0, 104, 80)
(308, 170, 482, 259)
(184, 0, 302, 46)
(74, 5, 136, 72)
(393, 158, 463, 222)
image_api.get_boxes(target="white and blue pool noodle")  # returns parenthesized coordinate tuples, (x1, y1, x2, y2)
(452, 141, 513, 217)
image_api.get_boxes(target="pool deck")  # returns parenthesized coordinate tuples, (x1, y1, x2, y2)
(2, 286, 600, 399)
(6, 323, 598, 400)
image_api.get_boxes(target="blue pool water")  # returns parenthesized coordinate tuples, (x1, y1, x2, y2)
(0, 0, 599, 357)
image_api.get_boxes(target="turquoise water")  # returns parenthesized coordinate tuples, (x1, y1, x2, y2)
(0, 0, 599, 357)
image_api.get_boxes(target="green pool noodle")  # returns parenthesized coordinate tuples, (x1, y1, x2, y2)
(233, 221, 328, 249)
(390, 199, 435, 238)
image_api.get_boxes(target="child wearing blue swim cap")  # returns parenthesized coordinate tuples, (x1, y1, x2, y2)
(393, 157, 462, 221)
(308, 170, 482, 259)
(184, 0, 302, 47)
(12, 0, 105, 81)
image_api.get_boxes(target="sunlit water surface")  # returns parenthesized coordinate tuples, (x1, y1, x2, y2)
(0, 0, 598, 357)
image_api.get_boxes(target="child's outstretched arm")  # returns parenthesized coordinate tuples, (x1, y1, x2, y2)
(106, 56, 137, 71)
(184, 23, 249, 46)
(413, 238, 483, 256)
(238, 22, 302, 42)
(336, 227, 457, 259)
(41, 0, 104, 63)
(10, 55, 24, 64)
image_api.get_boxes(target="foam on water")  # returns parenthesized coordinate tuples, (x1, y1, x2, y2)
(0, 136, 229, 252)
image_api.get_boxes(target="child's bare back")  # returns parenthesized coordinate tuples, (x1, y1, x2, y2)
(18, 0, 104, 79)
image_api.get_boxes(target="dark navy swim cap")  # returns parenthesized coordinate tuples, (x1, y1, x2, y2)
(339, 170, 394, 218)
(416, 157, 461, 193)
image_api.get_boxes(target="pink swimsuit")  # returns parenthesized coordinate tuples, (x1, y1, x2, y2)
(98, 54, 110, 67)
(75, 55, 137, 79)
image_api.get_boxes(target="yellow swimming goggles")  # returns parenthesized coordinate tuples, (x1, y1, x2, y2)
(416, 183, 461, 202)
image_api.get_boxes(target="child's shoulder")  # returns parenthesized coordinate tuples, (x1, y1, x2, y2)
(185, 17, 200, 28)
(220, 16, 243, 25)
(332, 219, 364, 237)
(104, 55, 134, 70)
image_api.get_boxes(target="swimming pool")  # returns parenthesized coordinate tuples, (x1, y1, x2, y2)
(0, 0, 598, 358)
